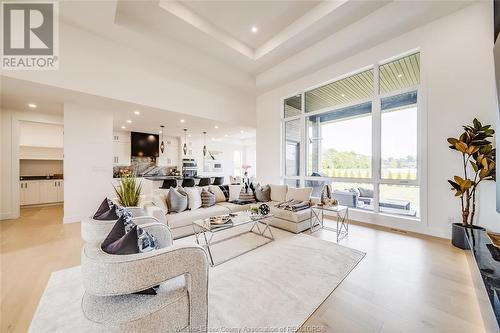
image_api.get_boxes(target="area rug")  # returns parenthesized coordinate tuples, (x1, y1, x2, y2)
(29, 230, 365, 332)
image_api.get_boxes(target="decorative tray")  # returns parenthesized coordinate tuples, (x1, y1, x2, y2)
(486, 231, 500, 248)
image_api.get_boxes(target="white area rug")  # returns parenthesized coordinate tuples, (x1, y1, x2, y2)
(29, 228, 365, 332)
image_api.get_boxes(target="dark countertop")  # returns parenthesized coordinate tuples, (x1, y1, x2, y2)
(467, 228, 500, 328)
(20, 175, 64, 180)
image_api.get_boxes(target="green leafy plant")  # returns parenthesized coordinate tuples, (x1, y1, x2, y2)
(447, 118, 496, 226)
(113, 174, 142, 207)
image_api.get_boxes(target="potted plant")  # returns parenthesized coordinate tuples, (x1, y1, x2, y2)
(447, 118, 496, 249)
(113, 172, 142, 208)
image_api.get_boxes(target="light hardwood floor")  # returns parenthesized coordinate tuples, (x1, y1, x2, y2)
(0, 206, 485, 333)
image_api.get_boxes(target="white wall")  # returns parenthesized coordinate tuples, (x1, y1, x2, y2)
(256, 2, 500, 238)
(0, 109, 63, 220)
(63, 104, 114, 223)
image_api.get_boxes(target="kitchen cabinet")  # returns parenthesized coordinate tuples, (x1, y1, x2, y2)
(113, 141, 131, 166)
(20, 181, 41, 205)
(20, 180, 64, 206)
(113, 131, 131, 166)
(113, 131, 130, 143)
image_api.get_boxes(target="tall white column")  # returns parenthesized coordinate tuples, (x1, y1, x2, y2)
(63, 104, 113, 223)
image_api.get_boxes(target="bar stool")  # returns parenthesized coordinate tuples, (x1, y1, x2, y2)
(197, 178, 211, 187)
(212, 177, 224, 185)
(181, 178, 195, 187)
(160, 179, 177, 189)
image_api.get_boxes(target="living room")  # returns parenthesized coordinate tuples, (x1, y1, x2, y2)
(1, 1, 500, 332)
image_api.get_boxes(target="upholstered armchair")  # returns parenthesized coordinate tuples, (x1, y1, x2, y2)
(81, 220, 209, 332)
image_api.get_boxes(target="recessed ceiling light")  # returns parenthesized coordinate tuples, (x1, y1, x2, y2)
(240, 130, 244, 134)
(126, 119, 132, 123)
(28, 103, 37, 108)
(340, 93, 345, 97)
(397, 73, 403, 78)
(180, 119, 185, 123)
(251, 26, 258, 33)
(224, 134, 228, 137)
(121, 126, 126, 129)
(134, 110, 140, 115)
(214, 125, 219, 129)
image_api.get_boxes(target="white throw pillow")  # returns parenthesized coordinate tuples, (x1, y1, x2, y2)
(152, 189, 169, 212)
(286, 187, 313, 202)
(184, 187, 202, 210)
(209, 185, 226, 203)
(228, 184, 243, 201)
(270, 184, 288, 202)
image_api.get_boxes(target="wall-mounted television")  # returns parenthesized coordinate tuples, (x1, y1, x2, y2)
(131, 132, 159, 157)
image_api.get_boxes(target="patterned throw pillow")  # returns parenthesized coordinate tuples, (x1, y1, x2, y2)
(201, 189, 216, 207)
(167, 188, 188, 213)
(209, 185, 226, 202)
(254, 184, 271, 202)
(239, 186, 256, 202)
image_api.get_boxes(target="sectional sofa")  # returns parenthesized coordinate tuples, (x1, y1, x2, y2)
(144, 184, 313, 239)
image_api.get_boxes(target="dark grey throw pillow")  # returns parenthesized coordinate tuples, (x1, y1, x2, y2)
(201, 189, 216, 207)
(101, 217, 158, 295)
(93, 198, 119, 220)
(254, 184, 271, 202)
(167, 188, 188, 213)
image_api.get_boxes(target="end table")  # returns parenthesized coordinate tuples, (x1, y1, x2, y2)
(310, 204, 349, 242)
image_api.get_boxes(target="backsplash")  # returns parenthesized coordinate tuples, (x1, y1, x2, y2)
(113, 157, 177, 177)
(20, 160, 63, 176)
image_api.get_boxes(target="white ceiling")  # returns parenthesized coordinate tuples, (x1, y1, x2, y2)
(56, 0, 474, 94)
(0, 77, 256, 142)
(181, 1, 320, 49)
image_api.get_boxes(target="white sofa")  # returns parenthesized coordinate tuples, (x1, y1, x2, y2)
(144, 184, 313, 239)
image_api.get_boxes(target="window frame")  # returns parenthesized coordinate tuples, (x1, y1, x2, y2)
(280, 51, 423, 220)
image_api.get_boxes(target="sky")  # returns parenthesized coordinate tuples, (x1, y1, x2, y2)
(315, 107, 417, 159)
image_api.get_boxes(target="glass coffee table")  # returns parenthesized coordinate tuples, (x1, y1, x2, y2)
(192, 212, 274, 266)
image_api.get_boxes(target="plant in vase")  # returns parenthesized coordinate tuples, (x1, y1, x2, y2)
(242, 164, 252, 178)
(447, 118, 496, 249)
(113, 173, 143, 208)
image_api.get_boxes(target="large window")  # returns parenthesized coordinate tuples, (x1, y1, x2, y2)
(282, 52, 421, 219)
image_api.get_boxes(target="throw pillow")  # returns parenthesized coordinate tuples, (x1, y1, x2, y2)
(254, 184, 271, 202)
(239, 186, 256, 202)
(152, 189, 169, 212)
(209, 185, 226, 203)
(228, 184, 243, 201)
(184, 187, 202, 210)
(200, 189, 216, 207)
(93, 198, 119, 220)
(101, 218, 158, 295)
(358, 187, 374, 198)
(269, 184, 288, 202)
(167, 188, 188, 213)
(219, 185, 230, 201)
(286, 187, 313, 202)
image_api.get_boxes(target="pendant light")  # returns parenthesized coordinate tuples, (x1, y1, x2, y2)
(183, 128, 188, 155)
(202, 131, 207, 157)
(159, 125, 165, 154)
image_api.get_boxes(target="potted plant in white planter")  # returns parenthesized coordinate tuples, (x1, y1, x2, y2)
(447, 118, 496, 249)
(113, 172, 143, 209)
